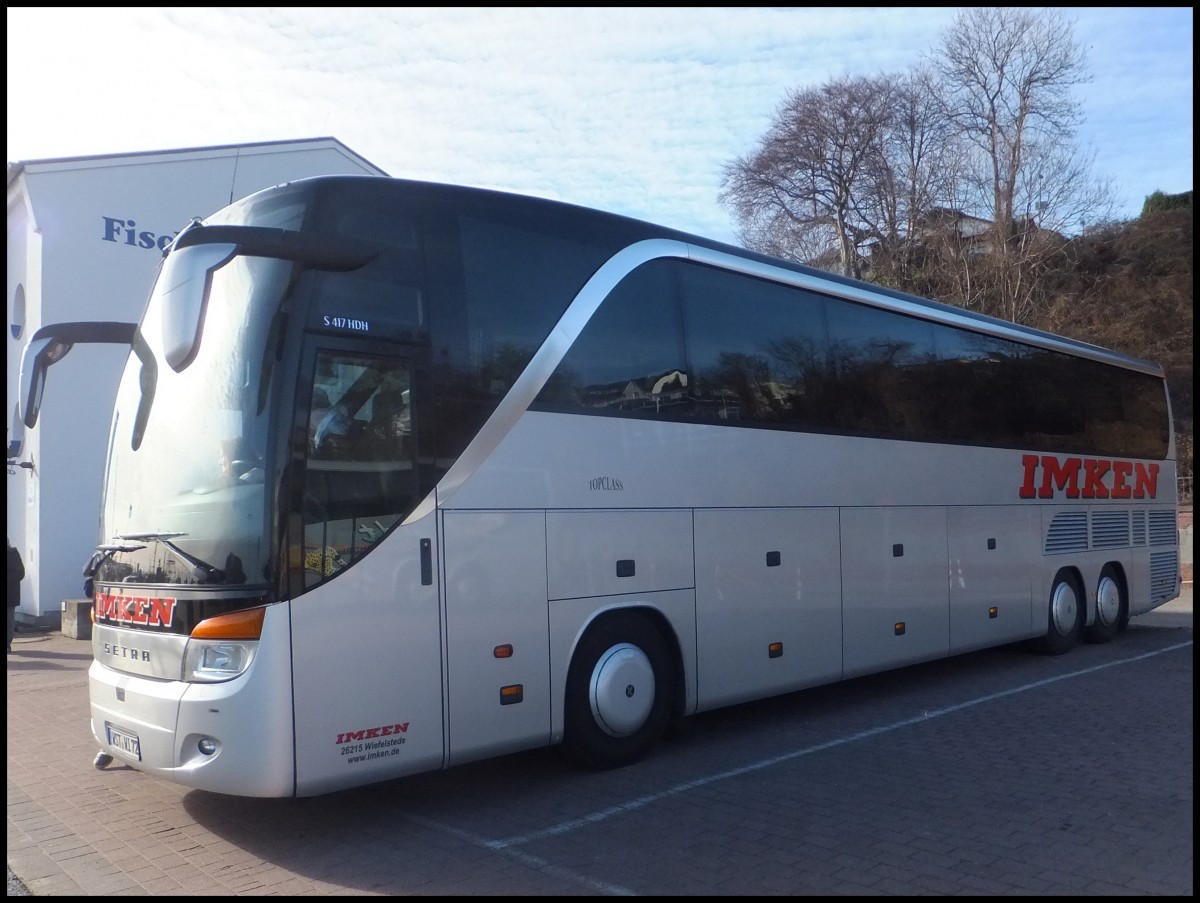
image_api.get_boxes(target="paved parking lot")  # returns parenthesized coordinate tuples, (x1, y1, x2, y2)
(7, 588, 1192, 896)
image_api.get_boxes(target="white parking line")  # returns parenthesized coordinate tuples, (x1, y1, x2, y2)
(487, 639, 1194, 850)
(403, 813, 637, 896)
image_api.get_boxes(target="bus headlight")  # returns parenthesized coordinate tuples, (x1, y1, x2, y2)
(182, 606, 266, 682)
(183, 639, 257, 682)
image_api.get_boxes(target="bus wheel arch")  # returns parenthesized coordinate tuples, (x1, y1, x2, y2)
(1033, 567, 1085, 655)
(562, 607, 678, 769)
(1084, 563, 1127, 644)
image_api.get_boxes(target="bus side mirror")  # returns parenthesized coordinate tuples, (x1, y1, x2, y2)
(18, 322, 138, 429)
(19, 335, 71, 429)
(159, 242, 237, 372)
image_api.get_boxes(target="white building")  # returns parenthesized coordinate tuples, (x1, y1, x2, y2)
(7, 138, 387, 626)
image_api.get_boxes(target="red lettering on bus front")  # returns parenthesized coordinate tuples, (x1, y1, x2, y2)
(148, 596, 177, 627)
(93, 590, 177, 627)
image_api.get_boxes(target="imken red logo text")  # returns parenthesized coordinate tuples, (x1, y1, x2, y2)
(1019, 455, 1159, 500)
(93, 590, 178, 627)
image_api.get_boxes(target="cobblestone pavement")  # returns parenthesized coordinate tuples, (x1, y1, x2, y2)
(7, 588, 1192, 896)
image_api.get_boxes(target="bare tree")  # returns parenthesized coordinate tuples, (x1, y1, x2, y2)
(720, 75, 895, 277)
(932, 7, 1114, 322)
(723, 8, 1120, 332)
(861, 66, 966, 289)
(722, 69, 970, 287)
(936, 8, 1086, 226)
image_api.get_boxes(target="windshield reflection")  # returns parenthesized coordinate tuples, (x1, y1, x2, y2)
(99, 255, 292, 588)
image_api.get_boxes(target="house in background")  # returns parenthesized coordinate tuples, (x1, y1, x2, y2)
(7, 138, 387, 627)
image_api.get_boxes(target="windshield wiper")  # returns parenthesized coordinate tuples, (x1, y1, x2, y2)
(83, 543, 148, 578)
(117, 532, 226, 583)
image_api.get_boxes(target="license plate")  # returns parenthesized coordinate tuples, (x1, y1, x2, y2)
(105, 723, 142, 761)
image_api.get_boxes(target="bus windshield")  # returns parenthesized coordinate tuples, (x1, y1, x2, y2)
(97, 252, 292, 589)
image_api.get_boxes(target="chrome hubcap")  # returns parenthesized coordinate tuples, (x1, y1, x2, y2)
(1051, 581, 1078, 635)
(589, 643, 655, 738)
(1096, 575, 1121, 627)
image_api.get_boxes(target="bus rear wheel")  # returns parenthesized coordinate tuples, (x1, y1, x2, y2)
(563, 612, 673, 770)
(1033, 570, 1084, 655)
(1084, 565, 1126, 644)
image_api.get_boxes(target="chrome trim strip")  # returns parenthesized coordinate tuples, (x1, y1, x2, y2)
(418, 239, 690, 514)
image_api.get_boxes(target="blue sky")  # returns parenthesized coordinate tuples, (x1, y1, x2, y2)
(6, 7, 1193, 245)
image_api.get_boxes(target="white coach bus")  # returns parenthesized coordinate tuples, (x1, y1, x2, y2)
(20, 175, 1180, 797)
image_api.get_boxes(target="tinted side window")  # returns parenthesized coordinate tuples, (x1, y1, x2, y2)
(534, 255, 1169, 460)
(928, 327, 1035, 447)
(459, 214, 607, 393)
(536, 261, 687, 416)
(824, 300, 937, 438)
(1074, 355, 1169, 459)
(680, 264, 834, 428)
(431, 211, 624, 460)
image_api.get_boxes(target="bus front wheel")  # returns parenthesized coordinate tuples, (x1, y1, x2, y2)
(1033, 570, 1084, 655)
(563, 612, 673, 770)
(1084, 564, 1126, 644)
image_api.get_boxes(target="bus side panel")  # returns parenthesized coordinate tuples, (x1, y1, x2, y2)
(443, 510, 552, 766)
(545, 509, 695, 601)
(1123, 505, 1177, 616)
(693, 508, 842, 712)
(841, 507, 950, 678)
(947, 506, 1037, 651)
(1142, 504, 1182, 613)
(290, 513, 445, 797)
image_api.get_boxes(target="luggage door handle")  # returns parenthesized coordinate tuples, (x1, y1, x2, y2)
(420, 538, 432, 585)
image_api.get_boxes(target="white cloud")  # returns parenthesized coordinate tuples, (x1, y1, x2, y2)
(7, 6, 1192, 244)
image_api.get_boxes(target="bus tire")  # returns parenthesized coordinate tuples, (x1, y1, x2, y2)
(563, 611, 673, 770)
(1084, 564, 1126, 644)
(1033, 569, 1084, 655)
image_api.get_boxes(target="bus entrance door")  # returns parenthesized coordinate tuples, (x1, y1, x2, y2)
(288, 343, 445, 795)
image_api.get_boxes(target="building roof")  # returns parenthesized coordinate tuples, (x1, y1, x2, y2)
(7, 136, 387, 188)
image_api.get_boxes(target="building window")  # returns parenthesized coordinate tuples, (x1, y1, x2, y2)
(10, 284, 25, 340)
